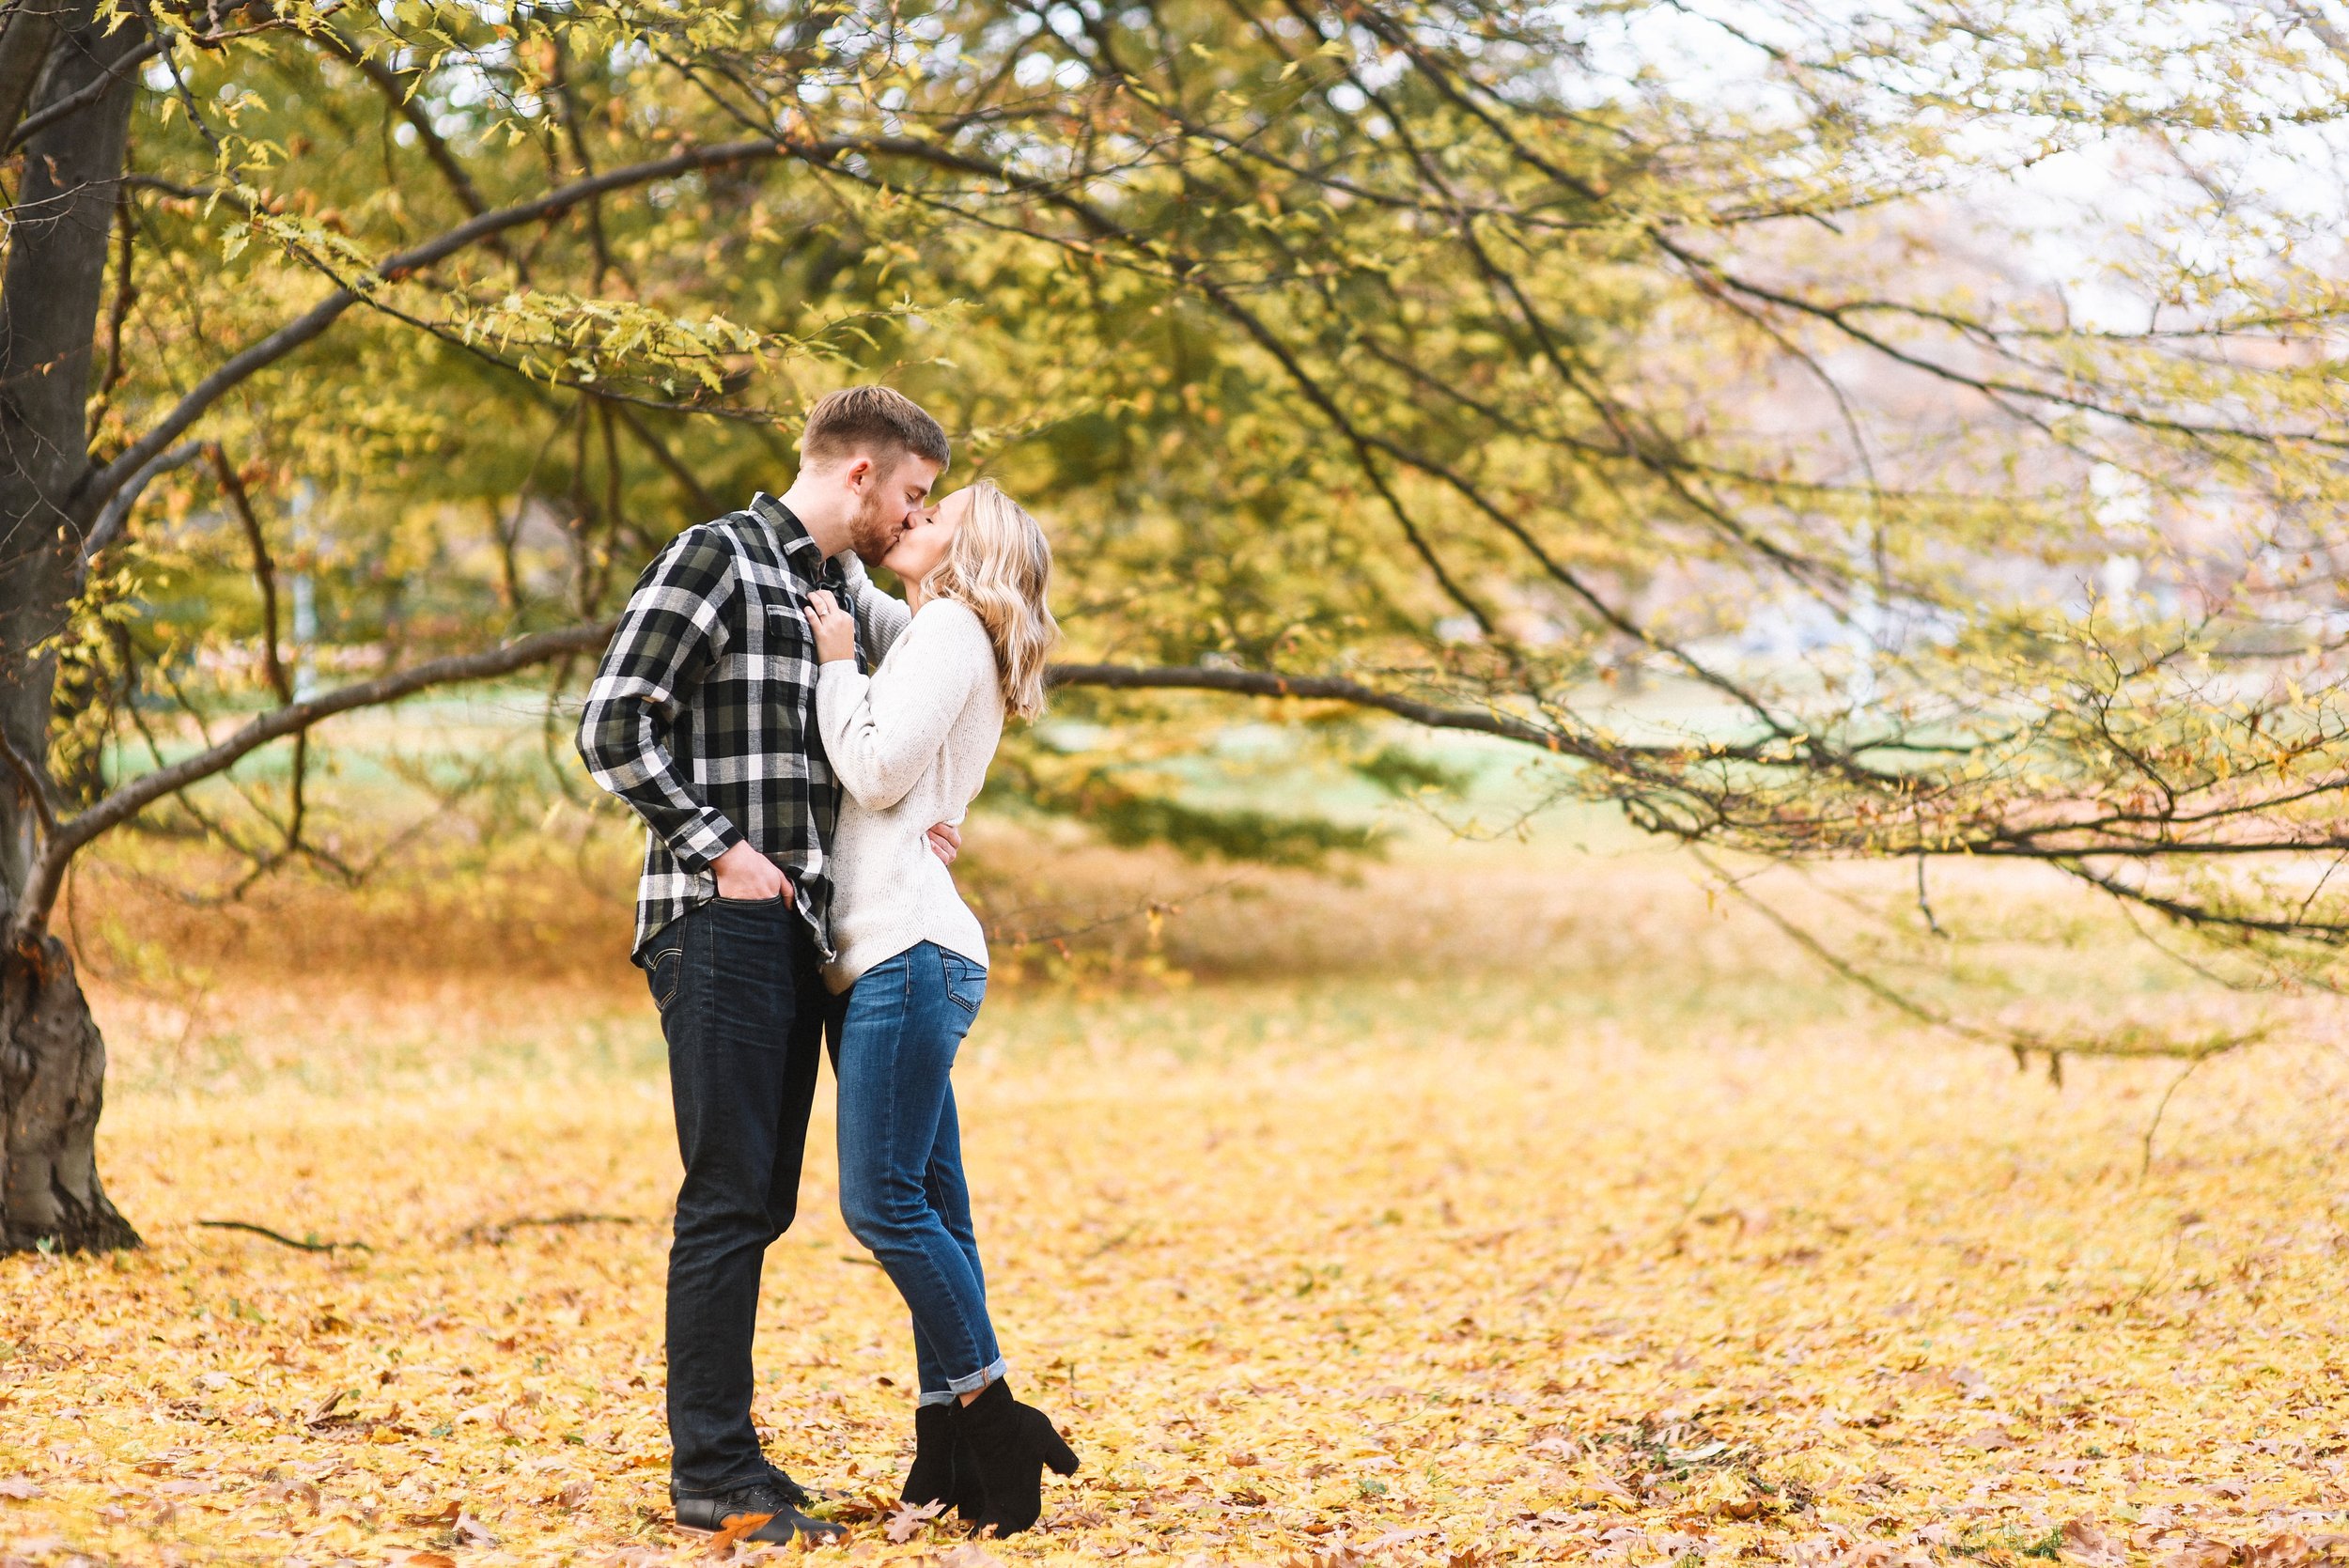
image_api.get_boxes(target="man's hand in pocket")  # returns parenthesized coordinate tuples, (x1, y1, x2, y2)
(713, 841, 789, 902)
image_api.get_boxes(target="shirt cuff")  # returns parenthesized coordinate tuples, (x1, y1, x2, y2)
(668, 808, 745, 872)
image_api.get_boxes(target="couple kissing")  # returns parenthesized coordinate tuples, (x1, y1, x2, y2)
(576, 385, 1079, 1544)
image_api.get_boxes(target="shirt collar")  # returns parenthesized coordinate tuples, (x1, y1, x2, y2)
(746, 492, 830, 574)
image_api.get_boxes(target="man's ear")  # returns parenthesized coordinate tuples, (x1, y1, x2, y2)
(839, 454, 876, 493)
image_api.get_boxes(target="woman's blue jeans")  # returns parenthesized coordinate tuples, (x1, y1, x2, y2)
(832, 942, 1007, 1405)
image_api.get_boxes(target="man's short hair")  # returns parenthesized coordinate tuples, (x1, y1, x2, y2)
(799, 385, 950, 472)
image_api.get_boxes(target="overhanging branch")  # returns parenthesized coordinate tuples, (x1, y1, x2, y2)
(16, 619, 2343, 956)
(78, 119, 1052, 520)
(8, 620, 617, 947)
(1049, 661, 1574, 750)
(80, 134, 849, 516)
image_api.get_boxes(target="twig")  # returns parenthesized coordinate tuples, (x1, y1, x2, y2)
(1915, 853, 1947, 939)
(456, 1212, 645, 1246)
(1692, 848, 2024, 1047)
(1691, 849, 2263, 1063)
(991, 879, 1243, 950)
(2139, 1053, 2217, 1179)
(1080, 1223, 1143, 1261)
(209, 444, 316, 867)
(197, 1219, 371, 1252)
(211, 445, 291, 703)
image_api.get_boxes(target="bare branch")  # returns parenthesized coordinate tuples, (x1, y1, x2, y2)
(0, 728, 58, 838)
(8, 619, 617, 945)
(1049, 661, 1574, 750)
(1692, 849, 2267, 1062)
(78, 439, 202, 569)
(210, 444, 290, 702)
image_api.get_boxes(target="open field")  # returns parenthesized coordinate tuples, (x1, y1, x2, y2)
(5, 834, 2349, 1568)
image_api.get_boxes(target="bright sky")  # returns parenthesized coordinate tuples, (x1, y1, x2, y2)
(1572, 0, 2349, 331)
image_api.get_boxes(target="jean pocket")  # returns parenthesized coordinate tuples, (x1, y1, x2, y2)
(938, 949, 987, 1015)
(647, 945, 684, 1014)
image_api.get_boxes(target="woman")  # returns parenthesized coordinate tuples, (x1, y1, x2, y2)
(802, 478, 1079, 1539)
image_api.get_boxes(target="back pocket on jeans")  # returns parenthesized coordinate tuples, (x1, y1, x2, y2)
(648, 945, 684, 1014)
(938, 949, 987, 1015)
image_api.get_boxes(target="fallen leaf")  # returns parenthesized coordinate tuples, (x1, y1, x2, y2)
(1365, 1528, 1439, 1550)
(2159, 1539, 2238, 1568)
(2245, 1539, 2315, 1568)
(706, 1511, 774, 1552)
(941, 1545, 1003, 1568)
(1833, 1545, 1905, 1568)
(8, 868, 2347, 1568)
(2062, 1518, 2127, 1567)
(885, 1498, 947, 1544)
(0, 1477, 43, 1500)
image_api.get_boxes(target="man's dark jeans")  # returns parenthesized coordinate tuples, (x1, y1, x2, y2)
(645, 893, 828, 1497)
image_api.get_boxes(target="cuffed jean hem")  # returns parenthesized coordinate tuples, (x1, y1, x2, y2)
(916, 1356, 1010, 1406)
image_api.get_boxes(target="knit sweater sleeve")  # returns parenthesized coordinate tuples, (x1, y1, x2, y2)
(837, 552, 912, 663)
(816, 600, 990, 811)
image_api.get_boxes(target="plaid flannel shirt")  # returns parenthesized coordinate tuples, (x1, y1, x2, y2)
(576, 494, 858, 965)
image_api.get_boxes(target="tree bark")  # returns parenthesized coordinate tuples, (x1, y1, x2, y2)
(0, 0, 148, 1252)
(1, 938, 136, 1250)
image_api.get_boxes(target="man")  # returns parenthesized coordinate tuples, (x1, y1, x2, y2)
(577, 385, 955, 1544)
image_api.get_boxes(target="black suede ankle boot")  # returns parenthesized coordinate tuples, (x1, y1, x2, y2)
(903, 1404, 957, 1508)
(950, 1380, 1079, 1538)
(952, 1428, 988, 1522)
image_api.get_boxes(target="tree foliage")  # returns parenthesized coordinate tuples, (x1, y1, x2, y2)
(13, 0, 2349, 992)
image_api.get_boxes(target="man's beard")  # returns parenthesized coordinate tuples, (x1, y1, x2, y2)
(846, 482, 903, 566)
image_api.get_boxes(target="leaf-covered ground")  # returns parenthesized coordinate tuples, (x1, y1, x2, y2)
(6, 859, 2349, 1568)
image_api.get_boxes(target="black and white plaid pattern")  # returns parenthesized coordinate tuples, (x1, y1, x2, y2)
(577, 494, 855, 964)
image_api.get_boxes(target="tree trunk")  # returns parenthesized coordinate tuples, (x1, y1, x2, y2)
(0, 0, 148, 1252)
(1, 939, 136, 1250)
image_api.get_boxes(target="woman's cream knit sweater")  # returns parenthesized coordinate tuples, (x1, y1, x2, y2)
(814, 583, 1003, 992)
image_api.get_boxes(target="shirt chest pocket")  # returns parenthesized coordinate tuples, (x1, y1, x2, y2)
(757, 602, 817, 666)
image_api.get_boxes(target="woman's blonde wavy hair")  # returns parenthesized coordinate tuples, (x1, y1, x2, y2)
(918, 478, 1059, 720)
